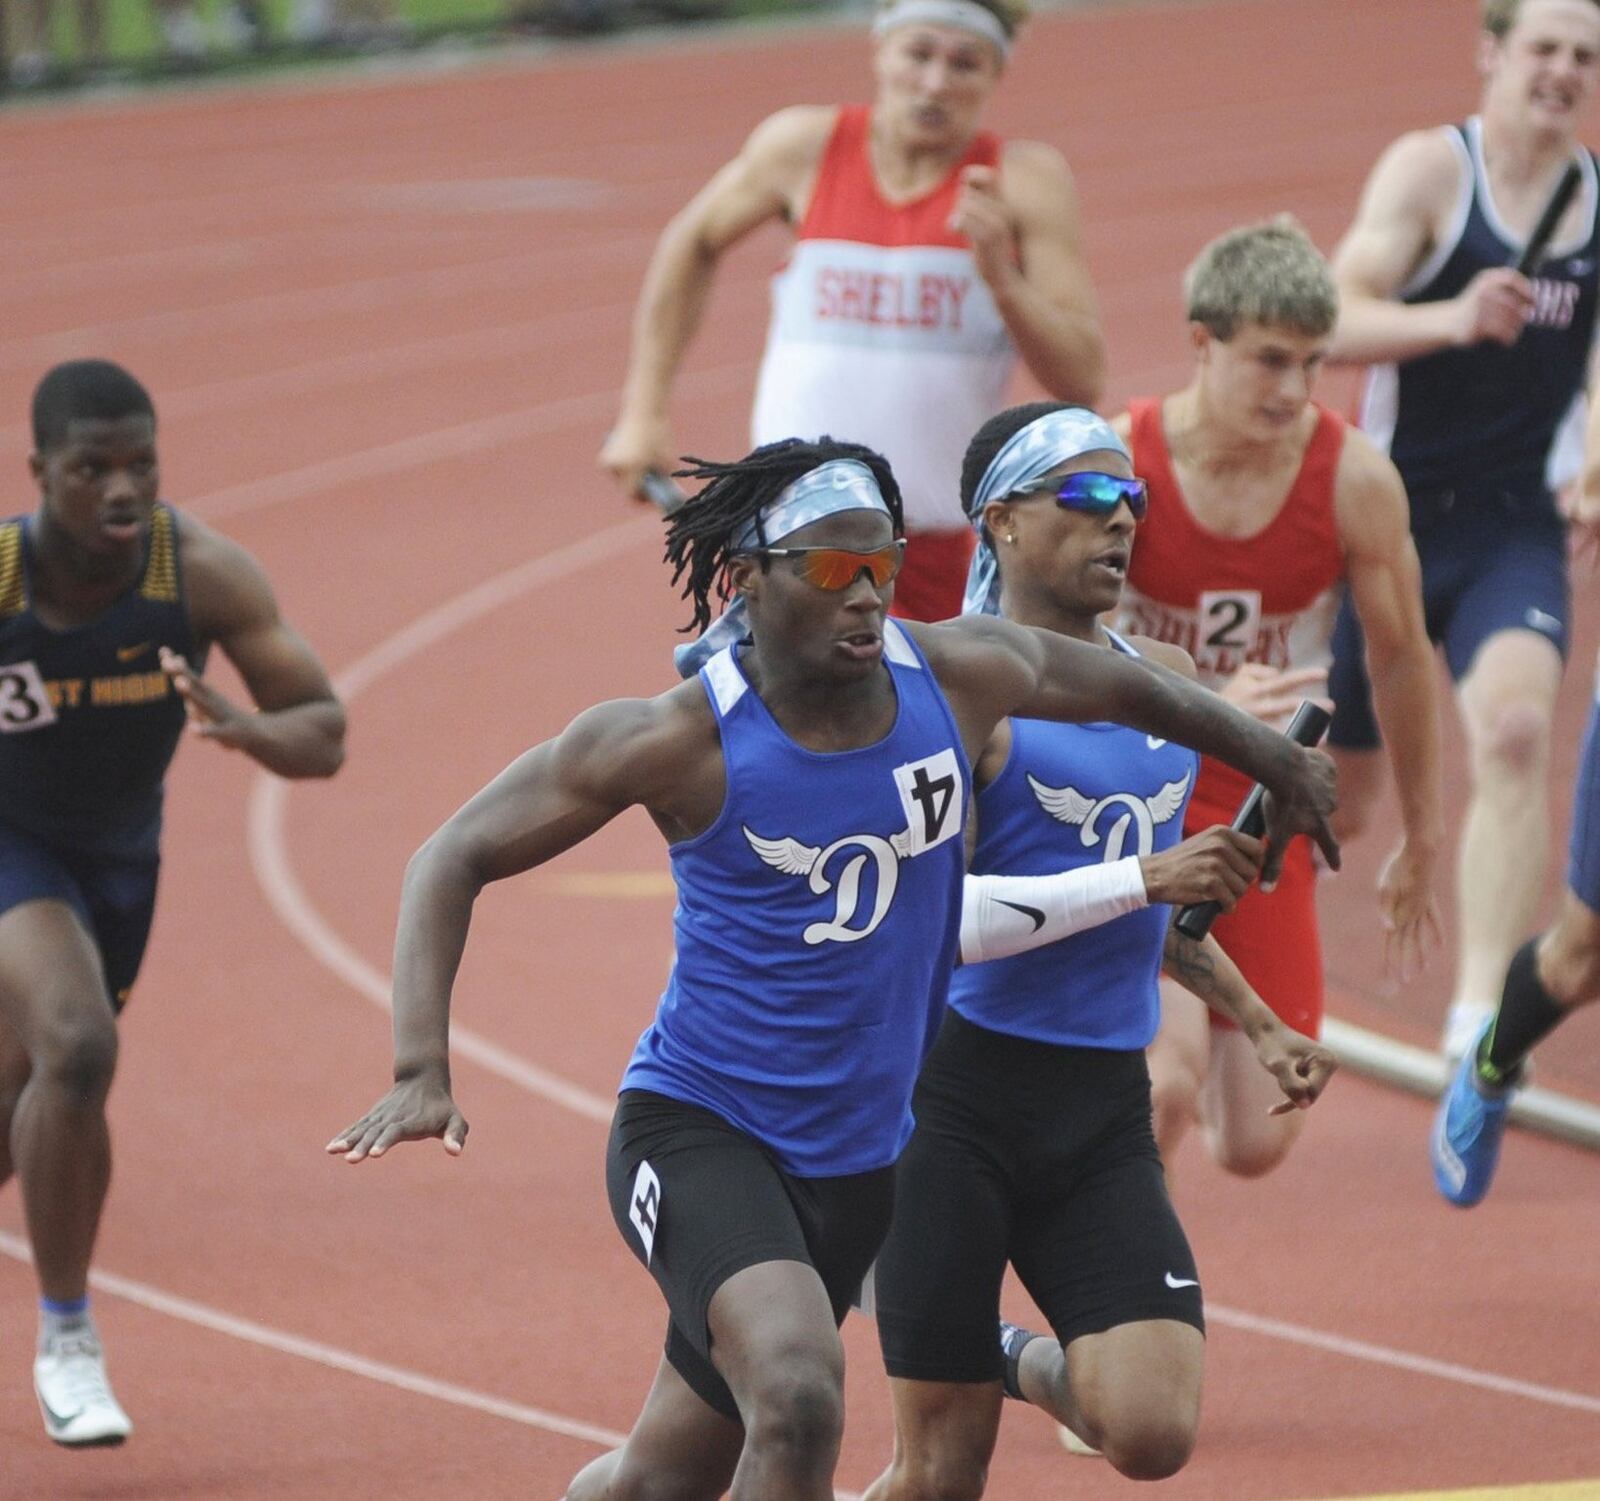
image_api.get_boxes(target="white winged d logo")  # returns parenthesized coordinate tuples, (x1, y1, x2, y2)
(1027, 769, 1191, 861)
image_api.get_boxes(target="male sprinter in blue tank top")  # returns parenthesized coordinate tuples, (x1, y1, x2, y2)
(331, 436, 1338, 1501)
(1327, 0, 1600, 1064)
(0, 360, 346, 1447)
(866, 404, 1337, 1496)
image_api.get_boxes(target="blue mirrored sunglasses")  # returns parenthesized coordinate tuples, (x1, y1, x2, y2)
(1009, 471, 1148, 521)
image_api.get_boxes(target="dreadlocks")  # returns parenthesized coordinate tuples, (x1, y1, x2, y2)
(664, 436, 903, 635)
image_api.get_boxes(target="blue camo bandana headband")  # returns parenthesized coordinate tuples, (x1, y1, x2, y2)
(960, 409, 1130, 617)
(674, 459, 895, 677)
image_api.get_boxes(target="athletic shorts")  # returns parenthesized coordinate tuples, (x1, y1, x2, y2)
(0, 820, 159, 1011)
(873, 1012, 1203, 1385)
(1570, 698, 1600, 913)
(890, 528, 974, 624)
(1328, 498, 1570, 751)
(605, 1089, 895, 1421)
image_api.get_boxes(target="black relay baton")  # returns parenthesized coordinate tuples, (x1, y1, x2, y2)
(1514, 159, 1584, 277)
(639, 469, 688, 518)
(1172, 700, 1333, 942)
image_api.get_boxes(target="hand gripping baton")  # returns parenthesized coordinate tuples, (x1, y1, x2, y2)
(1172, 700, 1333, 942)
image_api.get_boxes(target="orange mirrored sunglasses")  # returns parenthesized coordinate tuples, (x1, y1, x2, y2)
(759, 540, 906, 591)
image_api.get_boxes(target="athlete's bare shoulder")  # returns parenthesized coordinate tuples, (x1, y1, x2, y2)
(1360, 127, 1465, 230)
(744, 106, 837, 178)
(1330, 422, 1410, 546)
(1127, 636, 1196, 680)
(169, 509, 279, 641)
(899, 615, 1035, 737)
(995, 138, 1076, 217)
(565, 676, 724, 835)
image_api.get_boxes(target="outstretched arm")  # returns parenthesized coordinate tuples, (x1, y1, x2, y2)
(918, 617, 1340, 886)
(330, 692, 711, 1161)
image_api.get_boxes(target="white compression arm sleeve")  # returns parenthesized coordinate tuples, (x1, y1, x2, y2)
(959, 858, 1149, 965)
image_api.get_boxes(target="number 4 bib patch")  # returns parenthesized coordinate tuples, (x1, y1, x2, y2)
(893, 748, 963, 856)
(0, 661, 57, 734)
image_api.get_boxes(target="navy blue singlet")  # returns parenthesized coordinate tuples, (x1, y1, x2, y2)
(0, 505, 202, 858)
(623, 620, 970, 1177)
(1362, 119, 1600, 506)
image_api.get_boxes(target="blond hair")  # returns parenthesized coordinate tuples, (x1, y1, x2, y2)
(875, 0, 1030, 40)
(1484, 0, 1600, 39)
(1184, 218, 1338, 341)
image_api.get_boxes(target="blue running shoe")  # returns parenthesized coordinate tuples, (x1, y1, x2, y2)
(1431, 1025, 1516, 1208)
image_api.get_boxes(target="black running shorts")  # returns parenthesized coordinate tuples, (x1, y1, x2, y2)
(874, 1011, 1204, 1385)
(606, 1089, 895, 1420)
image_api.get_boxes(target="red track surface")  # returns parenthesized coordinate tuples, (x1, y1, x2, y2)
(0, 3, 1596, 1496)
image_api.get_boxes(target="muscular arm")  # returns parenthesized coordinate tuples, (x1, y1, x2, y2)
(1330, 130, 1531, 365)
(177, 519, 345, 778)
(913, 616, 1339, 881)
(601, 107, 834, 493)
(334, 687, 718, 1159)
(1336, 434, 1445, 962)
(966, 142, 1104, 405)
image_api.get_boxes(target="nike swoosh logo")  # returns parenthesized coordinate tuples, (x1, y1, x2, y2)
(116, 641, 152, 663)
(995, 898, 1046, 933)
(1147, 736, 1167, 750)
(1164, 1272, 1199, 1290)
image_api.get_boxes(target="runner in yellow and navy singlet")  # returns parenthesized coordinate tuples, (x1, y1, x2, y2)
(0, 360, 345, 1450)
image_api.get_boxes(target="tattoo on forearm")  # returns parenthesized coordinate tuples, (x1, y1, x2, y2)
(1163, 929, 1218, 996)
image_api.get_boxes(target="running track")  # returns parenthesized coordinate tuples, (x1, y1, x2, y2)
(0, 2, 1596, 1496)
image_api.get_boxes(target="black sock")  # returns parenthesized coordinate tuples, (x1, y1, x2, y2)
(1480, 939, 1567, 1085)
(999, 1319, 1040, 1401)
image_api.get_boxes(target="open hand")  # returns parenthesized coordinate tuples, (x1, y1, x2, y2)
(327, 1075, 469, 1164)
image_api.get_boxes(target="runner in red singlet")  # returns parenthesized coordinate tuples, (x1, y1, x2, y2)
(599, 0, 1104, 622)
(1117, 221, 1444, 1178)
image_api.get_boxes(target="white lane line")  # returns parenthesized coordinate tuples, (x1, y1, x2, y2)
(0, 301, 634, 455)
(192, 362, 748, 525)
(1207, 1303, 1600, 1416)
(0, 1228, 626, 1448)
(0, 237, 649, 376)
(0, 1233, 869, 1500)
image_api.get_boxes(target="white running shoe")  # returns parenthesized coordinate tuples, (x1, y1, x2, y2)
(1057, 1422, 1103, 1457)
(34, 1329, 132, 1446)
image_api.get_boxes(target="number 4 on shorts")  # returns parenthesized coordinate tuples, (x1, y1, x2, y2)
(630, 1161, 661, 1264)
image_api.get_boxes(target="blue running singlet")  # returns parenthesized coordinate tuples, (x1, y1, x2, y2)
(950, 635, 1198, 1049)
(623, 620, 970, 1176)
